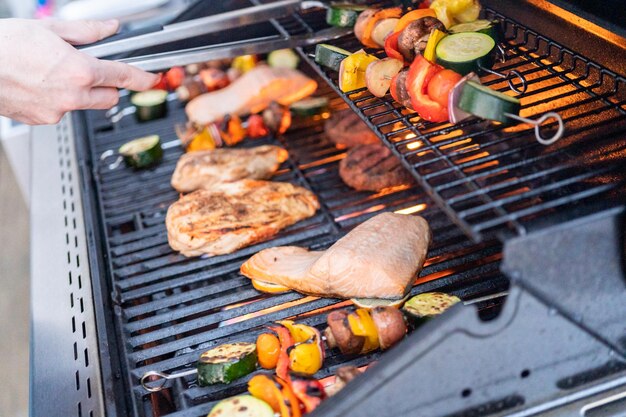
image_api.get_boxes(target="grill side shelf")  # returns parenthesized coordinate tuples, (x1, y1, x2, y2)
(298, 5, 626, 244)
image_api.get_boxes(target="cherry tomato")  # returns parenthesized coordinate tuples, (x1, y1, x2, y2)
(165, 66, 185, 90)
(256, 333, 281, 369)
(427, 69, 463, 109)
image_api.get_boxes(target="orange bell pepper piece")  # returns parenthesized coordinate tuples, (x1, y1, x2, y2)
(363, 7, 403, 48)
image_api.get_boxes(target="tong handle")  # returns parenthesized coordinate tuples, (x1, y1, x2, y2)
(77, 24, 164, 56)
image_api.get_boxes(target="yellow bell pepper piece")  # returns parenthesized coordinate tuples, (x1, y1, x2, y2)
(430, 0, 481, 28)
(288, 341, 323, 375)
(348, 309, 380, 353)
(423, 29, 447, 63)
(277, 320, 315, 343)
(278, 320, 323, 375)
(232, 55, 257, 73)
(186, 126, 216, 152)
(339, 51, 379, 93)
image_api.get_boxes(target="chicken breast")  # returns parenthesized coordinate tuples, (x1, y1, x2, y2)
(186, 65, 318, 125)
(166, 180, 320, 257)
(171, 145, 289, 193)
(241, 213, 431, 299)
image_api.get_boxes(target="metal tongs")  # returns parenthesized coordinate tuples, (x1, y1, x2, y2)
(79, 0, 349, 72)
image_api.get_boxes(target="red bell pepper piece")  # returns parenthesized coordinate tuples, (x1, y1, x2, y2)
(290, 374, 327, 413)
(406, 56, 449, 123)
(384, 31, 405, 63)
(269, 325, 294, 382)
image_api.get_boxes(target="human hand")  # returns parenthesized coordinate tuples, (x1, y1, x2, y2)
(0, 18, 159, 125)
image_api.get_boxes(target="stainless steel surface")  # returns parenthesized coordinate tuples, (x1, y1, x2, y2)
(117, 26, 350, 71)
(81, 0, 315, 58)
(29, 118, 104, 417)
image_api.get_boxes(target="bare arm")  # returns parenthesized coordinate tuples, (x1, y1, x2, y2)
(0, 18, 159, 125)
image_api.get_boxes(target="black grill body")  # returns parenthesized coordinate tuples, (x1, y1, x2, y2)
(70, 1, 626, 417)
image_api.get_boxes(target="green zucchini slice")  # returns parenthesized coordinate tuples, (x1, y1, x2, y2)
(130, 89, 168, 122)
(197, 342, 257, 386)
(268, 49, 300, 69)
(435, 32, 496, 75)
(458, 80, 521, 124)
(290, 97, 330, 117)
(118, 135, 163, 168)
(402, 292, 461, 329)
(315, 44, 351, 72)
(449, 19, 503, 43)
(208, 395, 274, 417)
(326, 3, 367, 27)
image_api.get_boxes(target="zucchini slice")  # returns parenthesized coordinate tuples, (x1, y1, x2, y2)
(197, 342, 257, 385)
(315, 44, 351, 72)
(208, 395, 274, 417)
(402, 292, 461, 328)
(326, 3, 368, 28)
(435, 32, 496, 75)
(130, 89, 168, 122)
(268, 49, 300, 69)
(449, 19, 504, 43)
(458, 80, 521, 124)
(290, 97, 330, 117)
(118, 135, 163, 168)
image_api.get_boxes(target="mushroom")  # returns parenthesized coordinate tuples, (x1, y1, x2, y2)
(391, 69, 414, 110)
(326, 366, 363, 396)
(370, 306, 407, 350)
(324, 310, 365, 355)
(397, 17, 446, 62)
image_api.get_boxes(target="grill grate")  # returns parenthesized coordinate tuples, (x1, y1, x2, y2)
(80, 61, 506, 415)
(301, 8, 626, 243)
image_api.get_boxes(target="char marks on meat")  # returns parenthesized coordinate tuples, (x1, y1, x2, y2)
(324, 109, 379, 148)
(171, 145, 288, 193)
(166, 180, 319, 257)
(339, 143, 415, 191)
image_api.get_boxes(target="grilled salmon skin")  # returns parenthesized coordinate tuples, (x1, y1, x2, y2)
(166, 180, 320, 257)
(241, 213, 431, 299)
(171, 145, 289, 193)
(186, 66, 318, 125)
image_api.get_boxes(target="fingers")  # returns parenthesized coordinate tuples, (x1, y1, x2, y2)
(91, 59, 160, 91)
(83, 87, 120, 110)
(40, 19, 119, 45)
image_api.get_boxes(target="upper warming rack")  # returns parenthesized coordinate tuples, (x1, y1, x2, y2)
(299, 7, 626, 242)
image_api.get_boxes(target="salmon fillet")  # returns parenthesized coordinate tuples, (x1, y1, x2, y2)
(171, 145, 289, 193)
(241, 213, 431, 299)
(186, 65, 318, 125)
(166, 180, 320, 257)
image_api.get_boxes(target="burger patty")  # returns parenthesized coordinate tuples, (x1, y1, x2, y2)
(324, 109, 379, 148)
(339, 144, 415, 191)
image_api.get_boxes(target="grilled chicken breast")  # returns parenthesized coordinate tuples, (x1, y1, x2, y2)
(186, 66, 318, 125)
(166, 180, 320, 257)
(171, 145, 289, 193)
(241, 213, 431, 299)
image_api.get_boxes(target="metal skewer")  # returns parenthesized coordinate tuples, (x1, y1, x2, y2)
(141, 368, 198, 392)
(478, 64, 528, 95)
(504, 111, 565, 145)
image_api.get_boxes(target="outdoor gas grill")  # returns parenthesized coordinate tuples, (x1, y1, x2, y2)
(29, 1, 626, 417)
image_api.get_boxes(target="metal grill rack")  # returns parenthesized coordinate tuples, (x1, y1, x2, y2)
(301, 8, 626, 242)
(79, 69, 507, 416)
(72, 3, 626, 417)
